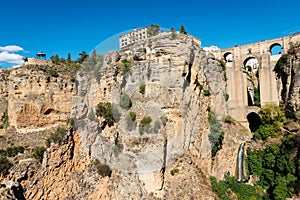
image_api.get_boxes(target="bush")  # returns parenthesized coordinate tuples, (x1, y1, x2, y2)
(254, 124, 279, 140)
(94, 160, 112, 177)
(96, 102, 120, 127)
(139, 83, 146, 94)
(219, 60, 226, 71)
(0, 156, 13, 174)
(126, 112, 136, 131)
(223, 115, 236, 124)
(5, 146, 24, 157)
(259, 103, 286, 127)
(121, 59, 131, 75)
(119, 94, 132, 110)
(139, 116, 152, 134)
(49, 68, 58, 77)
(224, 93, 229, 102)
(31, 146, 46, 163)
(1, 113, 9, 129)
(203, 89, 211, 96)
(170, 168, 179, 176)
(46, 127, 67, 147)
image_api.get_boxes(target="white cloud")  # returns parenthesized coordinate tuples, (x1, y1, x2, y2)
(0, 51, 24, 65)
(0, 45, 24, 52)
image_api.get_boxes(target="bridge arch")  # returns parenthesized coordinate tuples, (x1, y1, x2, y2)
(243, 56, 259, 71)
(270, 43, 282, 55)
(246, 112, 262, 132)
(223, 52, 233, 62)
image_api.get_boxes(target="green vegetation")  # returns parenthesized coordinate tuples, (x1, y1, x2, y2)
(274, 55, 287, 75)
(219, 60, 226, 71)
(208, 111, 224, 157)
(247, 135, 297, 200)
(139, 83, 146, 94)
(139, 116, 152, 134)
(45, 127, 68, 147)
(0, 156, 13, 175)
(224, 93, 229, 102)
(49, 68, 58, 77)
(147, 24, 160, 37)
(126, 111, 136, 131)
(254, 87, 261, 107)
(119, 94, 132, 110)
(223, 115, 236, 125)
(121, 59, 131, 75)
(210, 173, 263, 200)
(94, 159, 112, 177)
(31, 146, 46, 163)
(254, 103, 285, 140)
(203, 89, 211, 96)
(1, 112, 9, 129)
(170, 168, 179, 176)
(179, 24, 187, 34)
(5, 146, 24, 157)
(96, 102, 120, 127)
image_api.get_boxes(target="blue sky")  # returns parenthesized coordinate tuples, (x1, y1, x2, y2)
(1, 0, 300, 68)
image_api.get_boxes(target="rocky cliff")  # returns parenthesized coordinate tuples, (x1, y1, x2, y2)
(0, 33, 250, 199)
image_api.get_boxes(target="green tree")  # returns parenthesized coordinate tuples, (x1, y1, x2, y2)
(0, 156, 13, 174)
(96, 102, 120, 127)
(179, 24, 187, 34)
(50, 54, 60, 64)
(67, 53, 71, 64)
(147, 24, 160, 37)
(139, 116, 152, 134)
(78, 51, 89, 63)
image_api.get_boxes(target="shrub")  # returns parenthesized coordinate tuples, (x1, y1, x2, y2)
(5, 146, 24, 157)
(224, 93, 229, 102)
(203, 89, 211, 96)
(119, 94, 132, 110)
(0, 156, 13, 174)
(254, 124, 279, 140)
(49, 68, 58, 77)
(1, 112, 9, 129)
(126, 112, 136, 131)
(170, 168, 179, 176)
(31, 146, 46, 163)
(139, 83, 146, 94)
(259, 103, 285, 130)
(121, 59, 131, 75)
(94, 160, 112, 177)
(46, 127, 67, 147)
(96, 102, 120, 127)
(219, 60, 226, 71)
(139, 116, 152, 134)
(223, 115, 236, 124)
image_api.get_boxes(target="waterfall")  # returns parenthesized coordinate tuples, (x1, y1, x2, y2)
(237, 143, 245, 182)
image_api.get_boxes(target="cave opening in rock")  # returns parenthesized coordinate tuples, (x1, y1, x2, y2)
(247, 112, 262, 132)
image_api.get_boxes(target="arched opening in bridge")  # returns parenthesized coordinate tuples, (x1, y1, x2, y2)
(247, 112, 262, 132)
(270, 43, 282, 55)
(243, 57, 260, 107)
(223, 52, 233, 62)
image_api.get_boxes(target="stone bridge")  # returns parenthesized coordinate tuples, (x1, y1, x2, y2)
(208, 32, 300, 126)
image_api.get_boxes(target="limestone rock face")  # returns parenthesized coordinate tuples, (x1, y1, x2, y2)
(0, 65, 75, 130)
(279, 46, 300, 116)
(0, 33, 246, 199)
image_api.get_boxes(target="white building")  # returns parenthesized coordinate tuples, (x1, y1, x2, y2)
(119, 27, 148, 49)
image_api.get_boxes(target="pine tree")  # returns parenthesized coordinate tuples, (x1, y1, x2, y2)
(180, 24, 187, 34)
